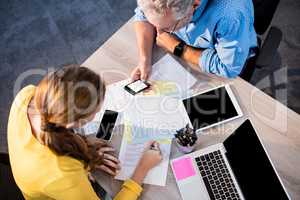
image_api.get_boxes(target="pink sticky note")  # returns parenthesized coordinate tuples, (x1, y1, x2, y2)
(172, 157, 196, 181)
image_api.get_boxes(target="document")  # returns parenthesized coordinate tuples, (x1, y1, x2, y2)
(124, 96, 188, 130)
(115, 122, 172, 186)
(144, 54, 197, 97)
(115, 96, 189, 186)
(103, 79, 133, 112)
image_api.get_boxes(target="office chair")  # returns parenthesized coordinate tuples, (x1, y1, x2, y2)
(0, 152, 24, 199)
(240, 0, 283, 82)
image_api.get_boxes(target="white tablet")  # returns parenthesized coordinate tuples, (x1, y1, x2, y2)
(182, 84, 243, 132)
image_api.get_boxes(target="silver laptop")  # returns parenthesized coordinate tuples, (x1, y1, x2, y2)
(171, 119, 291, 200)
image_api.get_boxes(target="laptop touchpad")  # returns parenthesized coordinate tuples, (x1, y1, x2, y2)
(177, 175, 210, 200)
(172, 157, 210, 200)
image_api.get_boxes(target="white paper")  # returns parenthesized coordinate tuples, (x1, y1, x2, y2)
(103, 79, 133, 112)
(115, 123, 172, 186)
(145, 54, 197, 97)
(115, 96, 189, 186)
(124, 96, 188, 130)
(79, 80, 133, 135)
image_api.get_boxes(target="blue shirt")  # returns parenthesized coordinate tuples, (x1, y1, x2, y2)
(134, 0, 257, 78)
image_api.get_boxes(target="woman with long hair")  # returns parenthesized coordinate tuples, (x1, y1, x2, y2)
(7, 65, 162, 199)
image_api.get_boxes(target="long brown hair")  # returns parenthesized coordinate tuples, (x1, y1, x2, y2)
(34, 64, 106, 170)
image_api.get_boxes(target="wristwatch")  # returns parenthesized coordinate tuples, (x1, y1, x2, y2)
(173, 41, 186, 57)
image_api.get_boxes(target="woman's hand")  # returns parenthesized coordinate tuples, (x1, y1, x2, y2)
(131, 60, 152, 81)
(131, 141, 163, 185)
(94, 142, 121, 176)
(139, 141, 163, 171)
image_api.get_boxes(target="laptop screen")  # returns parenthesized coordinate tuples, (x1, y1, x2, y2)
(223, 120, 289, 199)
(182, 86, 238, 130)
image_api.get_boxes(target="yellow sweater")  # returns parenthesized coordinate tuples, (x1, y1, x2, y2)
(7, 85, 143, 200)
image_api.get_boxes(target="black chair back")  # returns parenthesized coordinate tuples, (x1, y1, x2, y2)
(240, 0, 282, 81)
(252, 0, 280, 34)
(0, 153, 25, 199)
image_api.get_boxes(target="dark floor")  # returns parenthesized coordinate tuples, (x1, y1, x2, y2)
(0, 0, 137, 153)
(250, 0, 300, 113)
(0, 0, 299, 153)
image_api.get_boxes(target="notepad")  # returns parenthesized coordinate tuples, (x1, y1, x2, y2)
(115, 122, 172, 186)
(145, 54, 197, 97)
(115, 96, 189, 186)
(172, 157, 196, 181)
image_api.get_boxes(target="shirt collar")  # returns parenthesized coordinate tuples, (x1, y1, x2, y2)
(191, 0, 209, 22)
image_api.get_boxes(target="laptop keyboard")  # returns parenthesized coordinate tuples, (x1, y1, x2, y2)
(195, 150, 241, 200)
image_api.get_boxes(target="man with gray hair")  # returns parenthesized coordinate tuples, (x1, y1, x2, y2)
(131, 0, 257, 80)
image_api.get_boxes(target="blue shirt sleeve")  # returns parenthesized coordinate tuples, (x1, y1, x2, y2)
(199, 12, 255, 78)
(134, 7, 148, 22)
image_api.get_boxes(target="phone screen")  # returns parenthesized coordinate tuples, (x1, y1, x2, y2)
(96, 110, 118, 140)
(125, 80, 150, 94)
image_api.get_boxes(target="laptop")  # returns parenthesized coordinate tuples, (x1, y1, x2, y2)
(171, 119, 290, 200)
(182, 85, 243, 133)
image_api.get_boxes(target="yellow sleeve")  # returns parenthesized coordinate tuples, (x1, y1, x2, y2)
(114, 179, 143, 200)
(44, 172, 100, 200)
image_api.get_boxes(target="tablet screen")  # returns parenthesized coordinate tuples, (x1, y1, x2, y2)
(182, 86, 238, 130)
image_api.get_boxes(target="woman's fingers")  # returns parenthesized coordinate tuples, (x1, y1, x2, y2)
(96, 165, 118, 176)
(103, 153, 120, 164)
(98, 147, 115, 154)
(103, 158, 121, 170)
(145, 140, 155, 149)
(152, 141, 161, 152)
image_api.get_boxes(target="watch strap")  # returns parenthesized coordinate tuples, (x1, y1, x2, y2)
(173, 41, 186, 57)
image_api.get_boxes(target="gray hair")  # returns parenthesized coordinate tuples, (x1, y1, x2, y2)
(137, 0, 194, 20)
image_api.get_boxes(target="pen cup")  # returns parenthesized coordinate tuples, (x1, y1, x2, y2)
(175, 139, 196, 154)
(175, 124, 197, 154)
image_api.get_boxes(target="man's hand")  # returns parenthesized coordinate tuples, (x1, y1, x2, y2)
(131, 60, 151, 81)
(156, 31, 181, 53)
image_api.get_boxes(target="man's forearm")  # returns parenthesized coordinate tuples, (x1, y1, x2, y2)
(156, 32, 203, 71)
(134, 21, 156, 65)
(182, 45, 202, 66)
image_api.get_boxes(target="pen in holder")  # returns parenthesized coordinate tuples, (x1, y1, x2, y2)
(175, 124, 198, 153)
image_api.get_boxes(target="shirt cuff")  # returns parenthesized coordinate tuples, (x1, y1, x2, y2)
(199, 48, 215, 73)
(134, 7, 148, 22)
(123, 179, 143, 196)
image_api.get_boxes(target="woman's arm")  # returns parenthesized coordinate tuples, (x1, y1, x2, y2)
(114, 141, 162, 200)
